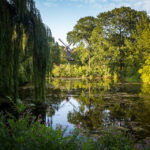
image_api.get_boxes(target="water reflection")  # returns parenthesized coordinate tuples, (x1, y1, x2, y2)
(46, 79, 150, 140)
(46, 97, 79, 130)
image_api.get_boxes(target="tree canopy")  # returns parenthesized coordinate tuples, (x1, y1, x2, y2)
(52, 7, 150, 81)
(0, 0, 52, 102)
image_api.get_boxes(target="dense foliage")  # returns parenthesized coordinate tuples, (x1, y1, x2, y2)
(0, 112, 144, 150)
(52, 7, 150, 82)
(0, 0, 52, 102)
(1, 2, 150, 150)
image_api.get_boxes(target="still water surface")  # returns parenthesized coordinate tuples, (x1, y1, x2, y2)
(45, 79, 150, 140)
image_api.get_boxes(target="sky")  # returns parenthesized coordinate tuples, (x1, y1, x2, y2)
(35, 0, 150, 45)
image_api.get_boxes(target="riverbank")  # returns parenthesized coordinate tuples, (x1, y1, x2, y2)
(1, 111, 149, 150)
(1, 80, 150, 150)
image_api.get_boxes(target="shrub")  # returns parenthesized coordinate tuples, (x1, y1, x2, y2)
(52, 64, 112, 79)
(0, 112, 95, 150)
(139, 55, 150, 83)
(97, 127, 133, 150)
(0, 112, 147, 150)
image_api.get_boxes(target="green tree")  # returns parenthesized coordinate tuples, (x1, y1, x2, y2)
(92, 7, 149, 79)
(67, 16, 96, 68)
(0, 0, 51, 102)
(125, 15, 150, 81)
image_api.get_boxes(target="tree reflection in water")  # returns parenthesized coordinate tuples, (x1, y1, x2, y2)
(46, 79, 150, 140)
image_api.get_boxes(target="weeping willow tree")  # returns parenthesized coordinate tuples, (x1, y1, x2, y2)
(0, 0, 51, 103)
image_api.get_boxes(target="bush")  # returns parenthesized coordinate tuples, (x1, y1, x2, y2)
(0, 113, 76, 150)
(97, 127, 133, 150)
(0, 112, 147, 150)
(52, 64, 112, 79)
(139, 55, 150, 83)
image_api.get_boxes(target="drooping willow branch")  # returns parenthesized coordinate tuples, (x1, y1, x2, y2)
(0, 0, 51, 103)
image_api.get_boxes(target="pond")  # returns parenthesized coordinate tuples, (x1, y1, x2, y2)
(44, 79, 150, 141)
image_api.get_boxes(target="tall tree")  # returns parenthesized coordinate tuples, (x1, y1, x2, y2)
(95, 7, 148, 78)
(67, 16, 96, 68)
(0, 0, 51, 102)
(126, 16, 150, 82)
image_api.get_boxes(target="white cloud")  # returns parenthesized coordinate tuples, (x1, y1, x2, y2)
(43, 2, 57, 7)
(42, 0, 150, 14)
(106, 0, 150, 13)
(89, 0, 96, 3)
(43, 0, 62, 7)
(72, 0, 150, 12)
(133, 0, 150, 12)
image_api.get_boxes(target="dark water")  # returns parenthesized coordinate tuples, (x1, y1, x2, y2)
(45, 79, 150, 140)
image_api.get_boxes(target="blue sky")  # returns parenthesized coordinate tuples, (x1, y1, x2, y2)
(35, 0, 150, 45)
